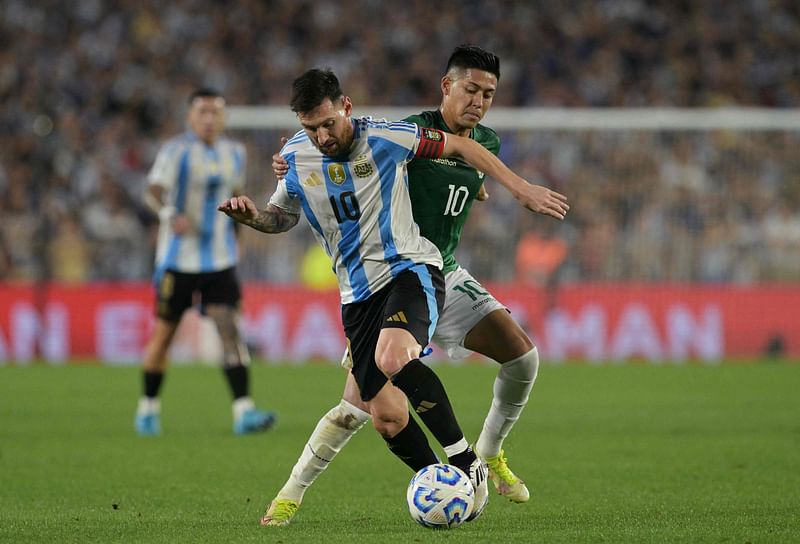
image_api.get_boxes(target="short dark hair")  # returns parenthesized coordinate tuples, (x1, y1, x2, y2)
(290, 69, 344, 114)
(188, 88, 222, 104)
(445, 44, 500, 80)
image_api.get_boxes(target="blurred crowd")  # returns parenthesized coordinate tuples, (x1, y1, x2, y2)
(1, 0, 799, 284)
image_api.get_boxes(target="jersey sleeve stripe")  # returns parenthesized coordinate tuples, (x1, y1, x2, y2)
(385, 122, 418, 134)
(285, 130, 310, 147)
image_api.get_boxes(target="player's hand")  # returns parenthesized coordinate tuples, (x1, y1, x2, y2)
(272, 137, 289, 180)
(476, 183, 489, 201)
(171, 214, 193, 235)
(218, 195, 259, 223)
(516, 183, 569, 220)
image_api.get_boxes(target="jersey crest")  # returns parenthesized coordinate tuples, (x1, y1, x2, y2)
(353, 155, 374, 178)
(327, 163, 347, 185)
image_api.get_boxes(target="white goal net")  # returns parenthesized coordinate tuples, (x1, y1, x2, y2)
(227, 107, 800, 285)
(216, 107, 800, 362)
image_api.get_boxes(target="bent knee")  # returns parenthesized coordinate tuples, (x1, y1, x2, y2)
(502, 346, 540, 382)
(369, 403, 407, 438)
(510, 335, 535, 358)
(374, 346, 419, 377)
(372, 417, 405, 438)
(490, 331, 534, 364)
(374, 354, 406, 377)
(375, 329, 420, 377)
(501, 321, 535, 357)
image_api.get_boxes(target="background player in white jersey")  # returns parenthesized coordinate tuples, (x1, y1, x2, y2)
(134, 89, 275, 436)
(262, 46, 564, 526)
(218, 68, 568, 525)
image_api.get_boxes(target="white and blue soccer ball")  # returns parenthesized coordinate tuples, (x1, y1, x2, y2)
(406, 463, 475, 529)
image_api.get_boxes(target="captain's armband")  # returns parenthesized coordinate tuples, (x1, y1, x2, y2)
(414, 128, 446, 159)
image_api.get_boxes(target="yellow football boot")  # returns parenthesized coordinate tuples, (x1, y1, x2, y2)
(484, 450, 530, 503)
(260, 498, 300, 527)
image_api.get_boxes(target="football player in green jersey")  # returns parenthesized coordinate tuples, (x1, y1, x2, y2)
(261, 45, 567, 526)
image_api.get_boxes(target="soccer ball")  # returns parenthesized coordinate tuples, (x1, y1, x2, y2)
(406, 463, 475, 529)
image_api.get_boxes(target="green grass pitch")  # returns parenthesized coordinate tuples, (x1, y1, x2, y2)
(1, 361, 798, 543)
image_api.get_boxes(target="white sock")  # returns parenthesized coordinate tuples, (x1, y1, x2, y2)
(443, 438, 470, 459)
(277, 400, 371, 503)
(233, 396, 255, 421)
(476, 347, 539, 458)
(137, 397, 160, 415)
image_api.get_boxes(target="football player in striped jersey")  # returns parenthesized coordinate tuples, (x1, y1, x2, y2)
(220, 67, 567, 525)
(262, 46, 561, 526)
(135, 89, 276, 437)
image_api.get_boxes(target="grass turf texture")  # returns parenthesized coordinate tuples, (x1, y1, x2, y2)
(1, 362, 798, 543)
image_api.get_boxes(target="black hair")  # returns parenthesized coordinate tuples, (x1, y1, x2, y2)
(290, 68, 344, 114)
(188, 87, 222, 104)
(445, 44, 500, 80)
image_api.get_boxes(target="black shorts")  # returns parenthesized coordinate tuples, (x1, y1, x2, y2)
(155, 267, 241, 322)
(342, 264, 445, 402)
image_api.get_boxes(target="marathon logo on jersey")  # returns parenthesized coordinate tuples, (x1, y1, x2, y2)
(327, 163, 347, 185)
(432, 158, 459, 167)
(352, 155, 374, 178)
(423, 129, 443, 141)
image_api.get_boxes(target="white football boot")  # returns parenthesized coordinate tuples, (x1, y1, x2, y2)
(465, 456, 489, 521)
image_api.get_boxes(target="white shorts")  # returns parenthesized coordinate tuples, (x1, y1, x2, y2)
(432, 266, 506, 360)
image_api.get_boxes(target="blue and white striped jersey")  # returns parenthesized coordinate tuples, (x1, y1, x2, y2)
(148, 131, 245, 275)
(269, 117, 443, 304)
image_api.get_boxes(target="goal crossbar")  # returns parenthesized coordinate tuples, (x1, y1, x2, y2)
(228, 106, 800, 131)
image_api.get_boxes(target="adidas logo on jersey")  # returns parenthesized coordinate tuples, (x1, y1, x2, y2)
(415, 400, 437, 413)
(303, 172, 323, 187)
(386, 311, 408, 323)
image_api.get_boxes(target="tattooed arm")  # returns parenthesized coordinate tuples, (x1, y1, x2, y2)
(218, 196, 300, 233)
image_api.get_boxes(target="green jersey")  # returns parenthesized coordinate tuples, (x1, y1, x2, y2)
(404, 110, 501, 274)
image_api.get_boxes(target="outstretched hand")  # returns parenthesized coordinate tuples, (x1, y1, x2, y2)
(516, 184, 569, 220)
(218, 195, 259, 223)
(272, 137, 290, 180)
